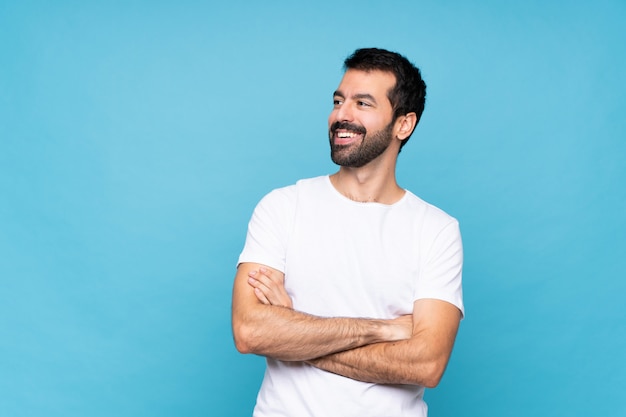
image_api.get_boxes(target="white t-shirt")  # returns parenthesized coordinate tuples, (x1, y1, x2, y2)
(238, 176, 464, 417)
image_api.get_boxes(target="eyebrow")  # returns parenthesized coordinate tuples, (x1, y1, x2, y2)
(333, 90, 378, 104)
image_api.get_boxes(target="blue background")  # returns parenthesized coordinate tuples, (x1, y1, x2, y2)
(1, 1, 625, 416)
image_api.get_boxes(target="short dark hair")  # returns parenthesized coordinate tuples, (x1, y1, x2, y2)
(344, 48, 426, 151)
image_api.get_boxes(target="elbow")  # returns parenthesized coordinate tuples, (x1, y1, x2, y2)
(232, 303, 276, 355)
(233, 336, 252, 355)
(422, 373, 443, 389)
(232, 321, 258, 354)
(420, 360, 448, 388)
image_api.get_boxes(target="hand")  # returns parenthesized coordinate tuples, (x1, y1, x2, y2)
(389, 314, 413, 341)
(306, 314, 413, 367)
(248, 267, 293, 309)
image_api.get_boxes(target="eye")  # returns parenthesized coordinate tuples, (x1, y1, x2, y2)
(333, 98, 343, 107)
(357, 101, 371, 107)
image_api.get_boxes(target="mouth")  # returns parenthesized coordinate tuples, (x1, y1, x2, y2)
(330, 122, 366, 146)
(333, 130, 363, 145)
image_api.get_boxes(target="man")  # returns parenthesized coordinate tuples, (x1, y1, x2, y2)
(232, 47, 464, 417)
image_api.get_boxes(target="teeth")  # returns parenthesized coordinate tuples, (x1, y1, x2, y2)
(337, 132, 357, 138)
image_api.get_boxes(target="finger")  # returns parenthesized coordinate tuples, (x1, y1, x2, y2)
(249, 277, 282, 305)
(248, 271, 291, 307)
(254, 287, 270, 304)
(248, 276, 268, 294)
(261, 285, 285, 306)
(251, 270, 271, 285)
(256, 276, 280, 294)
(256, 268, 280, 286)
(248, 277, 272, 295)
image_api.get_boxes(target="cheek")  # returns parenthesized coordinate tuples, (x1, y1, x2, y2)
(362, 116, 382, 132)
(370, 115, 394, 132)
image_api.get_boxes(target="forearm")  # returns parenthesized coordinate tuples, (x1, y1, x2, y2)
(308, 300, 461, 387)
(232, 264, 410, 362)
(234, 304, 399, 361)
(307, 338, 442, 387)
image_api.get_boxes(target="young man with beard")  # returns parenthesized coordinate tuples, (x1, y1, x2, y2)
(232, 48, 464, 417)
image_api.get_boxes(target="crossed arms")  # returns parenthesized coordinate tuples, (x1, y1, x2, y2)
(231, 263, 461, 388)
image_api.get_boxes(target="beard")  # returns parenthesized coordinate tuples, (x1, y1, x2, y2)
(329, 121, 394, 168)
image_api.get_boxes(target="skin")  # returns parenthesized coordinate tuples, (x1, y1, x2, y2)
(231, 69, 461, 387)
(328, 70, 409, 204)
(232, 264, 413, 362)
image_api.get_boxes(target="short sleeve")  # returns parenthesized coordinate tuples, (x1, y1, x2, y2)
(414, 219, 464, 318)
(237, 186, 297, 273)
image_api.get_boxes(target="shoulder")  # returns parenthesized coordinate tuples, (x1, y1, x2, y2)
(294, 175, 329, 192)
(402, 191, 459, 228)
(257, 176, 328, 209)
(264, 176, 328, 199)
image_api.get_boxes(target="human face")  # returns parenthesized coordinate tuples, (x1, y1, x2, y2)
(328, 69, 397, 168)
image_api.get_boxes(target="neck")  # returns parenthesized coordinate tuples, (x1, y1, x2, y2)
(330, 158, 404, 204)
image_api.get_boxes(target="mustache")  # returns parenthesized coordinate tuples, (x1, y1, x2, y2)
(330, 121, 366, 135)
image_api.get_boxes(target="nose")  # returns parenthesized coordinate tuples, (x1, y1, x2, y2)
(334, 102, 353, 122)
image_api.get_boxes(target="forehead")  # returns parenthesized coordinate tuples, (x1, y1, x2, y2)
(335, 69, 397, 101)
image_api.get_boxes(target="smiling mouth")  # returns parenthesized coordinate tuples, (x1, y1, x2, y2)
(333, 130, 363, 145)
(330, 122, 366, 145)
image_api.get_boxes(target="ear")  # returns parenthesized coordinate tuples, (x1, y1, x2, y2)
(395, 112, 418, 140)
